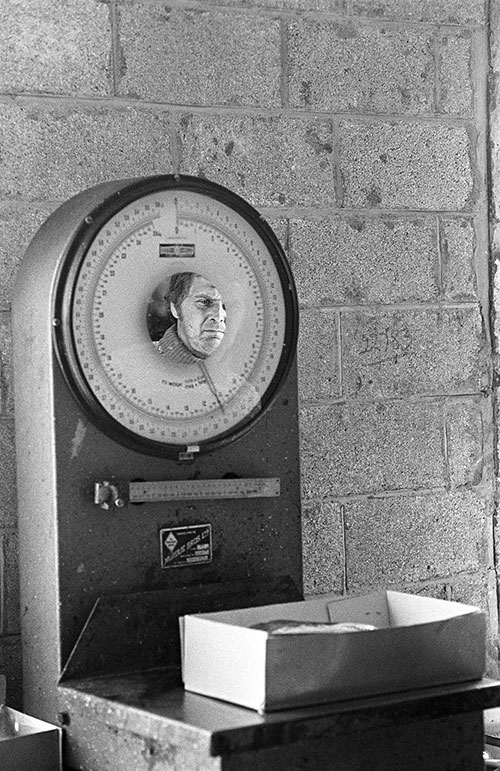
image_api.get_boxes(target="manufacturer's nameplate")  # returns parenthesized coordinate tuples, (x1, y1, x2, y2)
(160, 524, 212, 569)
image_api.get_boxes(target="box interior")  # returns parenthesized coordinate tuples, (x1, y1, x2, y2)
(187, 590, 481, 633)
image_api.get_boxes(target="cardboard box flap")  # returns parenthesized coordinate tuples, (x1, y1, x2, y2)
(327, 590, 390, 627)
(385, 591, 483, 626)
(326, 590, 483, 629)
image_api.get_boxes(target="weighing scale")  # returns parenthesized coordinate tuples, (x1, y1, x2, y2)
(12, 175, 500, 770)
(13, 175, 304, 768)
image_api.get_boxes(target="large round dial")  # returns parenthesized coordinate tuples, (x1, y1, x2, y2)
(53, 176, 298, 457)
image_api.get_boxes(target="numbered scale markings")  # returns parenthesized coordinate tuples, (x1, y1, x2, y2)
(129, 477, 280, 502)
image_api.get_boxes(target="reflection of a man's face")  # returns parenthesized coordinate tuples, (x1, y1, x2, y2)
(172, 275, 226, 359)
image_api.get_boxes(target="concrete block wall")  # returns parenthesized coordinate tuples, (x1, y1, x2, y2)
(0, 0, 497, 705)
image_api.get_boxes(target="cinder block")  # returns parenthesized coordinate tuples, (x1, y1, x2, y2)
(350, 0, 485, 24)
(0, 103, 173, 201)
(450, 573, 492, 614)
(262, 217, 288, 253)
(446, 398, 486, 488)
(341, 308, 486, 398)
(0, 205, 58, 310)
(301, 501, 344, 595)
(439, 31, 473, 117)
(297, 309, 341, 402)
(288, 19, 434, 114)
(1, 530, 19, 635)
(179, 113, 335, 208)
(411, 581, 498, 672)
(0, 314, 13, 416)
(0, 421, 17, 527)
(290, 217, 438, 305)
(451, 572, 499, 675)
(117, 7, 281, 108)
(344, 490, 488, 587)
(0, 206, 287, 317)
(339, 120, 473, 210)
(0, 0, 111, 96)
(299, 400, 445, 499)
(440, 217, 478, 301)
(399, 583, 449, 601)
(0, 635, 21, 710)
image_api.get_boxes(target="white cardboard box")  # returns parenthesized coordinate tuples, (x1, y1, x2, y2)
(0, 707, 62, 770)
(180, 590, 486, 712)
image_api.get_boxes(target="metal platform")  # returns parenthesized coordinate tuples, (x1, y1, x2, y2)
(58, 675, 500, 771)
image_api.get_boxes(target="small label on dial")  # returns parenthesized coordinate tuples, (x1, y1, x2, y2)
(159, 243, 195, 258)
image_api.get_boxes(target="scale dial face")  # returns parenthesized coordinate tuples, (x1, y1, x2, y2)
(54, 176, 298, 457)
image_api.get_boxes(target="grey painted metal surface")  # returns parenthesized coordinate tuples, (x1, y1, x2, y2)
(13, 179, 137, 720)
(57, 677, 500, 771)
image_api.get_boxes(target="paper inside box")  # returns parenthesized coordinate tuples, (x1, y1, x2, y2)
(181, 590, 486, 712)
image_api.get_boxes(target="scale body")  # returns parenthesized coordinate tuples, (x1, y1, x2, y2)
(13, 176, 303, 767)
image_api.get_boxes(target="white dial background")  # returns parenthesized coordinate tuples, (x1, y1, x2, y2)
(71, 189, 287, 448)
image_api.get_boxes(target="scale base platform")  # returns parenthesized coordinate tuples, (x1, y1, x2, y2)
(58, 674, 500, 771)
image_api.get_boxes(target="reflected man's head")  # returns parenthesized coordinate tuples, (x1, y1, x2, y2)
(167, 272, 226, 359)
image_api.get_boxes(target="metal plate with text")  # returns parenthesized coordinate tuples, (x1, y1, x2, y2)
(160, 524, 212, 569)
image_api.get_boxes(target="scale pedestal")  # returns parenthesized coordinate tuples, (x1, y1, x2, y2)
(11, 176, 500, 769)
(58, 675, 500, 770)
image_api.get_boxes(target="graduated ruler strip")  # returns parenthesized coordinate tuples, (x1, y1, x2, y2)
(129, 477, 281, 502)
